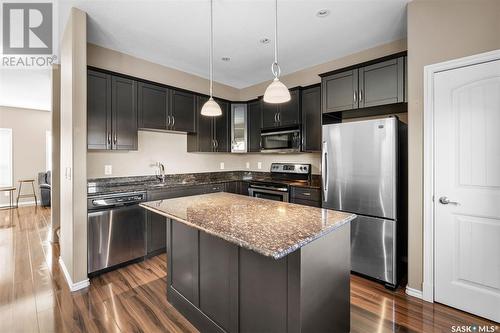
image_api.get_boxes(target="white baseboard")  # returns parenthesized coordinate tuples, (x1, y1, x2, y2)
(405, 286, 423, 299)
(58, 257, 90, 292)
(0, 200, 41, 208)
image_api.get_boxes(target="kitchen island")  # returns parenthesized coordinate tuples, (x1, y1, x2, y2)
(141, 192, 355, 333)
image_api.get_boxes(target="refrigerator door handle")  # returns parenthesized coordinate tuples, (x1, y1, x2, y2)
(322, 141, 328, 200)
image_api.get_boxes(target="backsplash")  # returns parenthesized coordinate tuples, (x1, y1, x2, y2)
(87, 130, 321, 178)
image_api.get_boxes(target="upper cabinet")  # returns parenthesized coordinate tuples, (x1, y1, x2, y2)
(169, 90, 196, 132)
(322, 69, 359, 113)
(247, 100, 262, 152)
(187, 96, 230, 153)
(301, 85, 321, 152)
(138, 83, 195, 133)
(261, 88, 300, 129)
(358, 57, 404, 108)
(87, 70, 138, 151)
(321, 54, 407, 115)
(138, 82, 168, 130)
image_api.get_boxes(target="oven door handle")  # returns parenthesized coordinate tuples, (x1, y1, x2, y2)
(249, 185, 288, 192)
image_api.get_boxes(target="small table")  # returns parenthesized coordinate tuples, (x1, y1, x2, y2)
(0, 187, 16, 209)
(16, 179, 37, 207)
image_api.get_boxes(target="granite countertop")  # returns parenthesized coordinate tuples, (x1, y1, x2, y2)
(140, 192, 355, 259)
(88, 171, 321, 196)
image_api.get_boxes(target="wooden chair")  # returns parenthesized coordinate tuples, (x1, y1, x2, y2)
(16, 179, 37, 207)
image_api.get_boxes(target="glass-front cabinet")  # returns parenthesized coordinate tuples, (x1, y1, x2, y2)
(230, 104, 247, 153)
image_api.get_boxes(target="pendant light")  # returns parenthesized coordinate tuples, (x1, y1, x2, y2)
(201, 0, 222, 116)
(263, 0, 290, 104)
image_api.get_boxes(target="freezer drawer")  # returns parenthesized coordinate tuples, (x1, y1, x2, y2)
(88, 204, 146, 274)
(351, 215, 396, 285)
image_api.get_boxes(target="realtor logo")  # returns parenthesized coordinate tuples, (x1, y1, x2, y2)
(2, 3, 53, 54)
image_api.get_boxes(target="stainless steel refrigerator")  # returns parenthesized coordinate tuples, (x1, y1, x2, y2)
(322, 117, 407, 288)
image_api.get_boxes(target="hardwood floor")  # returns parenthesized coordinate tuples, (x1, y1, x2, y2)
(0, 206, 497, 333)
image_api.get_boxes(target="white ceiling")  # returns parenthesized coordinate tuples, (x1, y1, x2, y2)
(0, 69, 52, 111)
(58, 0, 409, 89)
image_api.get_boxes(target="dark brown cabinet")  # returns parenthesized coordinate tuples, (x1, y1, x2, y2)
(261, 89, 300, 129)
(87, 70, 111, 150)
(321, 55, 406, 115)
(224, 181, 249, 195)
(87, 70, 138, 151)
(290, 186, 321, 207)
(170, 90, 196, 132)
(247, 100, 262, 152)
(187, 96, 230, 152)
(301, 85, 321, 152)
(138, 84, 195, 133)
(138, 82, 168, 130)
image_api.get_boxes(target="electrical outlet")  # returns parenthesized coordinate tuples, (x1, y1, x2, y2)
(257, 162, 262, 170)
(246, 162, 250, 169)
(220, 162, 225, 170)
(104, 165, 112, 175)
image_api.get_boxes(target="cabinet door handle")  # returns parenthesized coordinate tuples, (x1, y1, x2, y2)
(167, 115, 171, 128)
(107, 132, 111, 145)
(277, 112, 281, 122)
(353, 91, 357, 104)
(274, 113, 277, 123)
(359, 90, 363, 103)
(172, 115, 175, 128)
(302, 192, 311, 196)
(114, 133, 117, 144)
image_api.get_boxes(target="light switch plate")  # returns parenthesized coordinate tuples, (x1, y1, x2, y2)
(104, 165, 112, 175)
(257, 162, 262, 169)
(246, 162, 250, 169)
(220, 162, 225, 170)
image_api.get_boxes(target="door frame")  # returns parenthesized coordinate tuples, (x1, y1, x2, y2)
(422, 49, 500, 303)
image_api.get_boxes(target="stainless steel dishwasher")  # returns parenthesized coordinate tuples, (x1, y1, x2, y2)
(87, 191, 147, 274)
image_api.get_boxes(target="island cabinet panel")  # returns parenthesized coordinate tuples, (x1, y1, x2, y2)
(138, 82, 168, 130)
(164, 218, 351, 333)
(239, 249, 288, 333)
(199, 233, 239, 333)
(171, 221, 199, 306)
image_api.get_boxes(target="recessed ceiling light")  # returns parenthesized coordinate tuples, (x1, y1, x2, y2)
(260, 38, 270, 44)
(316, 9, 330, 17)
(221, 57, 230, 62)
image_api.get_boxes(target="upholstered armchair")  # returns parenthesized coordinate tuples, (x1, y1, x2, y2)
(38, 171, 51, 207)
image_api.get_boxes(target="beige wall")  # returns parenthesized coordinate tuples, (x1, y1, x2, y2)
(0, 106, 51, 206)
(87, 39, 408, 179)
(60, 8, 88, 284)
(88, 131, 320, 178)
(87, 43, 240, 101)
(239, 39, 407, 101)
(406, 0, 500, 291)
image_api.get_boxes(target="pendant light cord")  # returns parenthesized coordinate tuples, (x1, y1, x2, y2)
(209, 0, 214, 97)
(271, 0, 281, 79)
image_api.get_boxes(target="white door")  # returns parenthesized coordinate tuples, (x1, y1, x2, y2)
(434, 59, 500, 322)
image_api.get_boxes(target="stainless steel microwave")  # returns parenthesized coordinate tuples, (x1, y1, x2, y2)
(260, 129, 301, 153)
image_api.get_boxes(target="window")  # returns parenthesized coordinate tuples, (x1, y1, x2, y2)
(46, 130, 52, 171)
(0, 128, 13, 187)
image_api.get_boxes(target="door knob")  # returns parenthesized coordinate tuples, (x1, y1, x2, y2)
(439, 196, 460, 205)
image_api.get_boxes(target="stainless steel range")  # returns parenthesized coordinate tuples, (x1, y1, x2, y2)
(248, 163, 311, 202)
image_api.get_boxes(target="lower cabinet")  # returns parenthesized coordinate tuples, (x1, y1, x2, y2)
(289, 186, 321, 207)
(146, 183, 225, 255)
(224, 181, 249, 195)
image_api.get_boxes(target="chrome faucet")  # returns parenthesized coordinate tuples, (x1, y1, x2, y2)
(155, 162, 166, 183)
